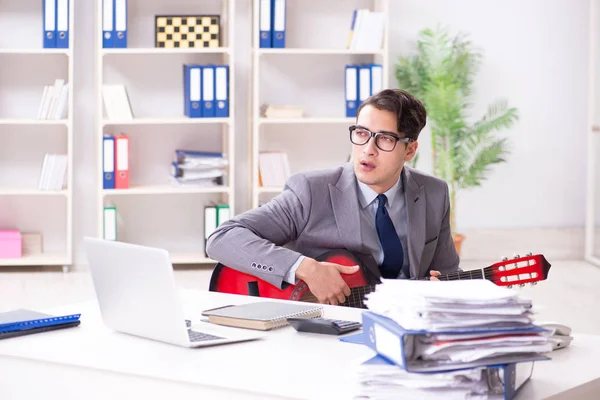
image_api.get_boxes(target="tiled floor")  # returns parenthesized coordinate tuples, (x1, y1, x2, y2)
(1, 260, 600, 335)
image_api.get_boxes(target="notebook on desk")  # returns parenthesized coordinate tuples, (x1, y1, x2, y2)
(0, 309, 81, 339)
(202, 302, 323, 331)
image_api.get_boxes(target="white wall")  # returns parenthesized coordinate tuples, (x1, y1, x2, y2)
(387, 0, 590, 231)
(6, 0, 590, 266)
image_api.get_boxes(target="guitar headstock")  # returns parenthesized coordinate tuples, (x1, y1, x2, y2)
(487, 253, 551, 288)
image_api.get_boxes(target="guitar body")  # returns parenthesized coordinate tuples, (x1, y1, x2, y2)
(209, 250, 374, 308)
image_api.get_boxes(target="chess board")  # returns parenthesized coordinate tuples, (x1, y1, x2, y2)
(155, 15, 220, 48)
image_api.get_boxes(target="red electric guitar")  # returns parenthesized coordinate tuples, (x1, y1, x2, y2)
(209, 250, 551, 309)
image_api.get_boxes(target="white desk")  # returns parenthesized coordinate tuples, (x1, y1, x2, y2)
(0, 289, 598, 400)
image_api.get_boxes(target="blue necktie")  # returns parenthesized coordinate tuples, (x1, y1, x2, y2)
(375, 194, 406, 279)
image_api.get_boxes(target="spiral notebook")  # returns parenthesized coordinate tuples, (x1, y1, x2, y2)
(201, 301, 323, 331)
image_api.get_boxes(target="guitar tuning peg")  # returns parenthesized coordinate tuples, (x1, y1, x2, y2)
(531, 281, 537, 286)
(507, 285, 513, 289)
(526, 252, 533, 257)
(501, 257, 508, 262)
(519, 283, 525, 287)
(513, 254, 520, 259)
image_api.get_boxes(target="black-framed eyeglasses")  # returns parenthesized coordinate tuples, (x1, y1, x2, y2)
(349, 125, 414, 152)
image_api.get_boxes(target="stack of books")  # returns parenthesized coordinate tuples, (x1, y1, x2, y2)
(346, 9, 385, 51)
(38, 153, 68, 191)
(258, 151, 291, 188)
(171, 150, 228, 187)
(37, 79, 69, 120)
(349, 279, 555, 399)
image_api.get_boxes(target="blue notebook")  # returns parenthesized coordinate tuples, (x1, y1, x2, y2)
(0, 309, 81, 334)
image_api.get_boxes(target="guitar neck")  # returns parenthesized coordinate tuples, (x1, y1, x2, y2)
(344, 269, 490, 308)
(433, 268, 489, 281)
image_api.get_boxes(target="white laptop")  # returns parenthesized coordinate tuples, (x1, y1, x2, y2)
(83, 237, 263, 348)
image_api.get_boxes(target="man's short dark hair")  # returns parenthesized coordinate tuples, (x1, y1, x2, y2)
(356, 89, 427, 141)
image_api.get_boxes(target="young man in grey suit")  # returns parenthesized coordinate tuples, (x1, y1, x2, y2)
(206, 89, 460, 306)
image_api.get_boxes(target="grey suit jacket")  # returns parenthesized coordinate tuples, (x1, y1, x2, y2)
(205, 163, 460, 289)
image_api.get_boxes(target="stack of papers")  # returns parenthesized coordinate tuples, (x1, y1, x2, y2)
(363, 279, 553, 365)
(365, 279, 534, 331)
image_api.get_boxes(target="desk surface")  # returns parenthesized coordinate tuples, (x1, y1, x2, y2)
(0, 289, 598, 400)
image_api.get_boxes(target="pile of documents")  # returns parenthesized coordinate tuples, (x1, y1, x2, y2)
(170, 149, 228, 187)
(353, 354, 535, 400)
(351, 279, 553, 399)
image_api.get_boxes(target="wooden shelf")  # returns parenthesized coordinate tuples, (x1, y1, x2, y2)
(170, 253, 216, 265)
(0, 188, 68, 196)
(256, 187, 284, 194)
(257, 48, 384, 56)
(259, 117, 354, 125)
(0, 49, 70, 55)
(0, 119, 68, 126)
(102, 48, 231, 56)
(0, 253, 70, 267)
(102, 117, 230, 126)
(102, 185, 231, 196)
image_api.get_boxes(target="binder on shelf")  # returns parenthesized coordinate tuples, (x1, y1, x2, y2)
(103, 135, 115, 189)
(259, 0, 272, 48)
(204, 205, 217, 256)
(215, 65, 229, 118)
(359, 311, 550, 373)
(272, 0, 286, 48)
(103, 206, 117, 241)
(216, 204, 230, 227)
(43, 0, 56, 48)
(102, 0, 114, 48)
(369, 63, 383, 96)
(345, 65, 359, 118)
(184, 65, 202, 118)
(202, 66, 216, 118)
(114, 0, 128, 48)
(55, 0, 69, 48)
(358, 65, 371, 109)
(115, 134, 129, 189)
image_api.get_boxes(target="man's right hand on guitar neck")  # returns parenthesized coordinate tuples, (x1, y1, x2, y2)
(295, 258, 359, 305)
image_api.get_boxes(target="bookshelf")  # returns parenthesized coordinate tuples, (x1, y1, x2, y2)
(94, 0, 235, 265)
(250, 0, 390, 208)
(0, 0, 75, 271)
(586, 0, 600, 267)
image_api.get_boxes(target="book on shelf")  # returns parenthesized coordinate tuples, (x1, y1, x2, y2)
(102, 84, 134, 121)
(37, 79, 69, 120)
(260, 104, 304, 119)
(347, 9, 385, 51)
(258, 151, 290, 187)
(38, 153, 68, 191)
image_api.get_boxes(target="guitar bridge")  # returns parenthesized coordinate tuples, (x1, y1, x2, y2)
(247, 281, 260, 297)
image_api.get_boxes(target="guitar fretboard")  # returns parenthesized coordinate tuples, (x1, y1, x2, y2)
(437, 268, 491, 281)
(339, 268, 493, 308)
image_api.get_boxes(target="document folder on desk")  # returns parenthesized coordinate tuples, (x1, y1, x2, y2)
(361, 311, 550, 373)
(0, 309, 81, 339)
(358, 355, 534, 400)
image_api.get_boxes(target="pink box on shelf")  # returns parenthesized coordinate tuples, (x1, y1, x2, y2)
(0, 230, 22, 258)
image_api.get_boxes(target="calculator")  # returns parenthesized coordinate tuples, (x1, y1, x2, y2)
(287, 317, 362, 335)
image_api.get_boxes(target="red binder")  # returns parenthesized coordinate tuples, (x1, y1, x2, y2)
(115, 134, 129, 189)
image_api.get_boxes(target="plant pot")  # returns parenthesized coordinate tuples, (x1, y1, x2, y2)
(453, 233, 465, 256)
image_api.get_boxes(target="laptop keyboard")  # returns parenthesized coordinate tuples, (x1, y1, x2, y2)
(188, 329, 225, 342)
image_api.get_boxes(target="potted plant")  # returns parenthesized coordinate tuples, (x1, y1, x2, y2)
(395, 25, 519, 255)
